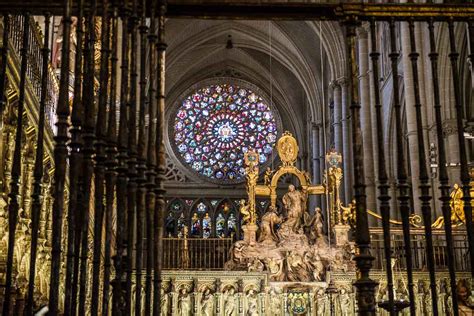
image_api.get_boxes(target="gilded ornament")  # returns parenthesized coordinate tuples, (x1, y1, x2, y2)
(277, 131, 298, 166)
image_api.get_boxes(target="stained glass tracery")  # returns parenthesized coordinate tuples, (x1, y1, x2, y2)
(173, 83, 278, 182)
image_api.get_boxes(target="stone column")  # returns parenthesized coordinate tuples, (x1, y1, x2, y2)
(400, 19, 422, 214)
(319, 126, 327, 212)
(340, 78, 353, 204)
(333, 82, 343, 154)
(358, 26, 377, 214)
(419, 22, 442, 215)
(368, 25, 380, 215)
(312, 123, 322, 209)
(443, 119, 461, 185)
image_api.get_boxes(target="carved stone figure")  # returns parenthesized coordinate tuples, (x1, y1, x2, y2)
(303, 252, 324, 282)
(258, 206, 282, 243)
(246, 289, 259, 316)
(286, 251, 310, 282)
(160, 288, 169, 316)
(265, 257, 284, 281)
(457, 279, 474, 315)
(178, 288, 192, 316)
(316, 289, 328, 315)
(269, 289, 282, 315)
(224, 287, 237, 316)
(446, 295, 453, 314)
(281, 184, 307, 234)
(247, 258, 264, 272)
(200, 288, 214, 316)
(304, 207, 325, 244)
(425, 292, 433, 315)
(337, 288, 352, 316)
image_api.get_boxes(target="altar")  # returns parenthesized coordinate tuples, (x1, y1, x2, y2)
(224, 131, 354, 284)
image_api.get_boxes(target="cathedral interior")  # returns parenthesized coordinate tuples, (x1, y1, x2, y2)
(0, 0, 472, 315)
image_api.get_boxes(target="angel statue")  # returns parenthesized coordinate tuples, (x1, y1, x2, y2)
(239, 199, 256, 225)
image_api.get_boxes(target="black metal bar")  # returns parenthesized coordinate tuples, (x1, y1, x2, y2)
(345, 19, 377, 315)
(64, 0, 84, 314)
(166, 2, 474, 21)
(78, 0, 97, 313)
(406, 17, 438, 315)
(90, 1, 110, 315)
(25, 13, 50, 316)
(125, 0, 139, 312)
(1, 2, 474, 21)
(387, 17, 416, 315)
(0, 14, 10, 121)
(456, 18, 474, 278)
(48, 2, 71, 314)
(465, 18, 474, 279)
(444, 18, 471, 314)
(2, 13, 29, 316)
(135, 0, 149, 313)
(154, 0, 167, 314)
(102, 3, 119, 315)
(112, 0, 130, 313)
(145, 2, 157, 314)
(368, 18, 395, 316)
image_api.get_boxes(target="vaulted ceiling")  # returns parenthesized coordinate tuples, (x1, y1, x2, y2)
(165, 19, 346, 141)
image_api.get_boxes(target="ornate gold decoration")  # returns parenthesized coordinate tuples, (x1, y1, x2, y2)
(360, 181, 473, 229)
(239, 199, 256, 225)
(277, 131, 298, 166)
(240, 150, 259, 225)
(326, 150, 343, 226)
(430, 182, 473, 229)
(242, 132, 325, 216)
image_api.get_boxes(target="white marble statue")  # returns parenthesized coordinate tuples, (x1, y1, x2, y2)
(269, 289, 282, 315)
(224, 288, 237, 316)
(178, 288, 192, 316)
(246, 289, 259, 316)
(337, 288, 352, 316)
(160, 288, 169, 316)
(200, 288, 214, 316)
(316, 289, 329, 315)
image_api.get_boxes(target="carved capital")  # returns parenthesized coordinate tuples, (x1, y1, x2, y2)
(328, 80, 339, 90)
(357, 24, 369, 38)
(336, 77, 349, 87)
(442, 119, 458, 137)
(311, 122, 321, 130)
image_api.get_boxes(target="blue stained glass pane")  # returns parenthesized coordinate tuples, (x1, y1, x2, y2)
(197, 202, 207, 213)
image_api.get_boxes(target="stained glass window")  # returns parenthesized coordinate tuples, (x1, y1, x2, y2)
(216, 213, 225, 238)
(173, 83, 278, 182)
(227, 213, 237, 237)
(202, 213, 212, 238)
(196, 202, 207, 213)
(191, 213, 201, 237)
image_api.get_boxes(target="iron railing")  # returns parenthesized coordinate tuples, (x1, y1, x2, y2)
(370, 229, 470, 272)
(162, 237, 233, 270)
(6, 15, 58, 130)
